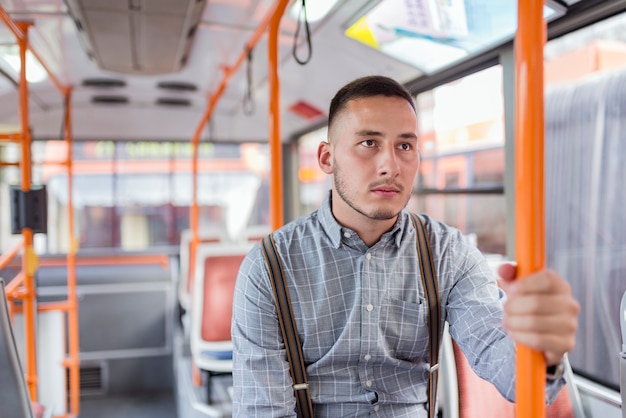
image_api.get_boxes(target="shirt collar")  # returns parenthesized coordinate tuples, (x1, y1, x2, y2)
(318, 190, 408, 249)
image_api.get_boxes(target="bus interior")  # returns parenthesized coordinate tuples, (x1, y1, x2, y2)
(0, 0, 625, 417)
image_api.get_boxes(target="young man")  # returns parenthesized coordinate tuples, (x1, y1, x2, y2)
(231, 75, 579, 417)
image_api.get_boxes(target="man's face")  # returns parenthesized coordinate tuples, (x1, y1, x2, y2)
(318, 95, 420, 226)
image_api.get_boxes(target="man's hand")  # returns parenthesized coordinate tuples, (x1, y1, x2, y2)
(498, 264, 580, 366)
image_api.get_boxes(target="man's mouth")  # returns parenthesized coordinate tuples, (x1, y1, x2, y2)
(371, 186, 401, 197)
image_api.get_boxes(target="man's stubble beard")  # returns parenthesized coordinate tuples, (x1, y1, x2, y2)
(332, 162, 409, 221)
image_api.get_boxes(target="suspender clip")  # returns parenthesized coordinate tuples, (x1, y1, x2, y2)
(429, 363, 440, 374)
(293, 383, 309, 391)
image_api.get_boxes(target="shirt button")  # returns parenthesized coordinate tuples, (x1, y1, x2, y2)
(366, 304, 374, 312)
(373, 405, 380, 412)
(364, 354, 371, 361)
(343, 232, 351, 238)
(365, 380, 373, 387)
(365, 253, 372, 260)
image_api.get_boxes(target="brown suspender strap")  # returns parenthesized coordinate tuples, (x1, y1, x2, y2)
(410, 213, 442, 418)
(262, 214, 441, 418)
(261, 234, 314, 418)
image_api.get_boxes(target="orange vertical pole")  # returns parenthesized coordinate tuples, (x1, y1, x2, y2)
(16, 20, 39, 401)
(189, 134, 199, 304)
(64, 88, 81, 416)
(515, 0, 546, 416)
(267, 0, 289, 230)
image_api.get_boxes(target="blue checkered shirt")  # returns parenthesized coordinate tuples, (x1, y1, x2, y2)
(232, 194, 564, 417)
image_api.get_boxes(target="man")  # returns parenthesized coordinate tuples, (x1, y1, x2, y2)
(231, 75, 579, 416)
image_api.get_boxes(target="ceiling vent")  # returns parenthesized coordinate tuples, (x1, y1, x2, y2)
(82, 78, 126, 88)
(66, 0, 206, 75)
(156, 97, 191, 106)
(157, 81, 197, 91)
(91, 95, 129, 104)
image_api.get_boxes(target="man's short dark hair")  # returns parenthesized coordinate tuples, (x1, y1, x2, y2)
(328, 76, 416, 129)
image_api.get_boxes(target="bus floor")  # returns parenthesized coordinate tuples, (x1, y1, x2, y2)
(76, 325, 234, 418)
(174, 324, 234, 418)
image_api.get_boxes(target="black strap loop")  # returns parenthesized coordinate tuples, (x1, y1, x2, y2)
(243, 48, 255, 116)
(292, 0, 312, 65)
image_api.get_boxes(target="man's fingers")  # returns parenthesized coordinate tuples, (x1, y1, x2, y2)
(497, 263, 517, 283)
(503, 310, 579, 334)
(508, 269, 574, 296)
(504, 294, 580, 316)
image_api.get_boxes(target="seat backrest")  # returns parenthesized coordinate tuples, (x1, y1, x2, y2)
(192, 243, 252, 343)
(452, 340, 576, 418)
(200, 253, 246, 342)
(0, 278, 35, 418)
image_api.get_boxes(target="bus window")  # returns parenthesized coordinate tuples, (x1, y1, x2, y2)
(544, 11, 626, 389)
(415, 65, 506, 256)
(40, 141, 269, 253)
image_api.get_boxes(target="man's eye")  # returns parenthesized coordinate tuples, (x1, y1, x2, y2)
(399, 143, 411, 151)
(361, 140, 375, 147)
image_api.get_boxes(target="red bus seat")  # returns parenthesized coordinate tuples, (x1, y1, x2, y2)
(190, 243, 252, 404)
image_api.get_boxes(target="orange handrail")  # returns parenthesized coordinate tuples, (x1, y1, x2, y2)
(0, 6, 25, 40)
(0, 133, 24, 140)
(38, 254, 170, 269)
(0, 5, 66, 95)
(5, 271, 25, 298)
(0, 5, 76, 413)
(0, 240, 23, 270)
(188, 0, 290, 287)
(514, 0, 547, 416)
(63, 88, 81, 416)
(5, 272, 24, 323)
(38, 300, 73, 312)
(16, 20, 39, 402)
(268, 0, 289, 230)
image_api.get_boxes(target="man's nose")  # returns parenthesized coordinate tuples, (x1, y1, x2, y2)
(378, 147, 400, 177)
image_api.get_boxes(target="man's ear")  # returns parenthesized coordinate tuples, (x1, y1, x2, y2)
(318, 140, 333, 174)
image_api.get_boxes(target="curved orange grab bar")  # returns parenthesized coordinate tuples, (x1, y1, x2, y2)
(188, 0, 291, 282)
(268, 0, 290, 231)
(5, 272, 25, 298)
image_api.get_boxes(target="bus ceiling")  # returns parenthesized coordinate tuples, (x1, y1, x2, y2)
(64, 0, 207, 75)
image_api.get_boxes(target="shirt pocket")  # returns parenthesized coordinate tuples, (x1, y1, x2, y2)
(379, 295, 429, 361)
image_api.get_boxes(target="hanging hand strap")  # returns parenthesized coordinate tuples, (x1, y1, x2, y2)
(261, 234, 314, 418)
(410, 213, 442, 418)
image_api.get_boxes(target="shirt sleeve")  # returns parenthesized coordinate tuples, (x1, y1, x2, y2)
(231, 245, 298, 417)
(443, 232, 565, 403)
